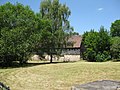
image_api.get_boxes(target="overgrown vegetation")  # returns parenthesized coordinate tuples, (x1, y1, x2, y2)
(40, 0, 73, 62)
(81, 26, 111, 62)
(0, 0, 75, 65)
(0, 2, 42, 65)
(110, 20, 120, 37)
(110, 20, 120, 60)
(0, 0, 120, 65)
(81, 20, 120, 62)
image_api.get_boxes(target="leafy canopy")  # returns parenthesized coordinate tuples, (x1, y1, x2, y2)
(81, 26, 111, 62)
(110, 19, 120, 37)
(40, 0, 73, 62)
(0, 2, 43, 64)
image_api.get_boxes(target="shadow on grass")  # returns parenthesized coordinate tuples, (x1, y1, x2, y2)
(0, 61, 76, 69)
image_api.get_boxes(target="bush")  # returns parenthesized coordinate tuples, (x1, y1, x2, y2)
(81, 27, 111, 62)
(96, 51, 111, 62)
(83, 48, 96, 62)
(110, 37, 120, 60)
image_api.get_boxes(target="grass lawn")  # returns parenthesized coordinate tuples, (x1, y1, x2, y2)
(0, 61, 120, 90)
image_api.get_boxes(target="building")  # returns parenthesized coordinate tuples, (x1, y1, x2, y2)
(68, 35, 82, 48)
(59, 35, 82, 61)
(31, 35, 82, 61)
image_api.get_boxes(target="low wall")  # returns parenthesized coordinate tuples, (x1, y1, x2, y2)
(45, 55, 80, 61)
(64, 55, 80, 61)
(31, 54, 80, 61)
(31, 55, 40, 60)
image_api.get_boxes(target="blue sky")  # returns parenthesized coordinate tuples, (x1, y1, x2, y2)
(0, 0, 120, 34)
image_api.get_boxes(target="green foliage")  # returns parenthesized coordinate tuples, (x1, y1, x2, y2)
(0, 1, 73, 64)
(96, 51, 111, 62)
(83, 48, 96, 62)
(97, 26, 111, 52)
(40, 0, 72, 62)
(110, 19, 120, 60)
(81, 30, 99, 61)
(110, 37, 120, 60)
(81, 26, 111, 62)
(110, 19, 120, 37)
(72, 32, 79, 35)
(0, 2, 42, 64)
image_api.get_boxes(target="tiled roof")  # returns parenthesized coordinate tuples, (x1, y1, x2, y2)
(68, 35, 82, 48)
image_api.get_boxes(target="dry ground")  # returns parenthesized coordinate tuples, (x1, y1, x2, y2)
(0, 61, 120, 90)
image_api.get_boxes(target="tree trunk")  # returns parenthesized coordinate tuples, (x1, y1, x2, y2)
(50, 54, 53, 63)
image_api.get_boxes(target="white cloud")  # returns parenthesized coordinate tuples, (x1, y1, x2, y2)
(98, 8, 103, 11)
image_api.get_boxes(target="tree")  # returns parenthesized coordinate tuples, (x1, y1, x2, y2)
(97, 26, 111, 53)
(81, 30, 99, 61)
(110, 19, 120, 60)
(81, 26, 111, 62)
(96, 26, 111, 61)
(110, 37, 120, 60)
(40, 0, 72, 62)
(110, 19, 120, 37)
(0, 2, 42, 65)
